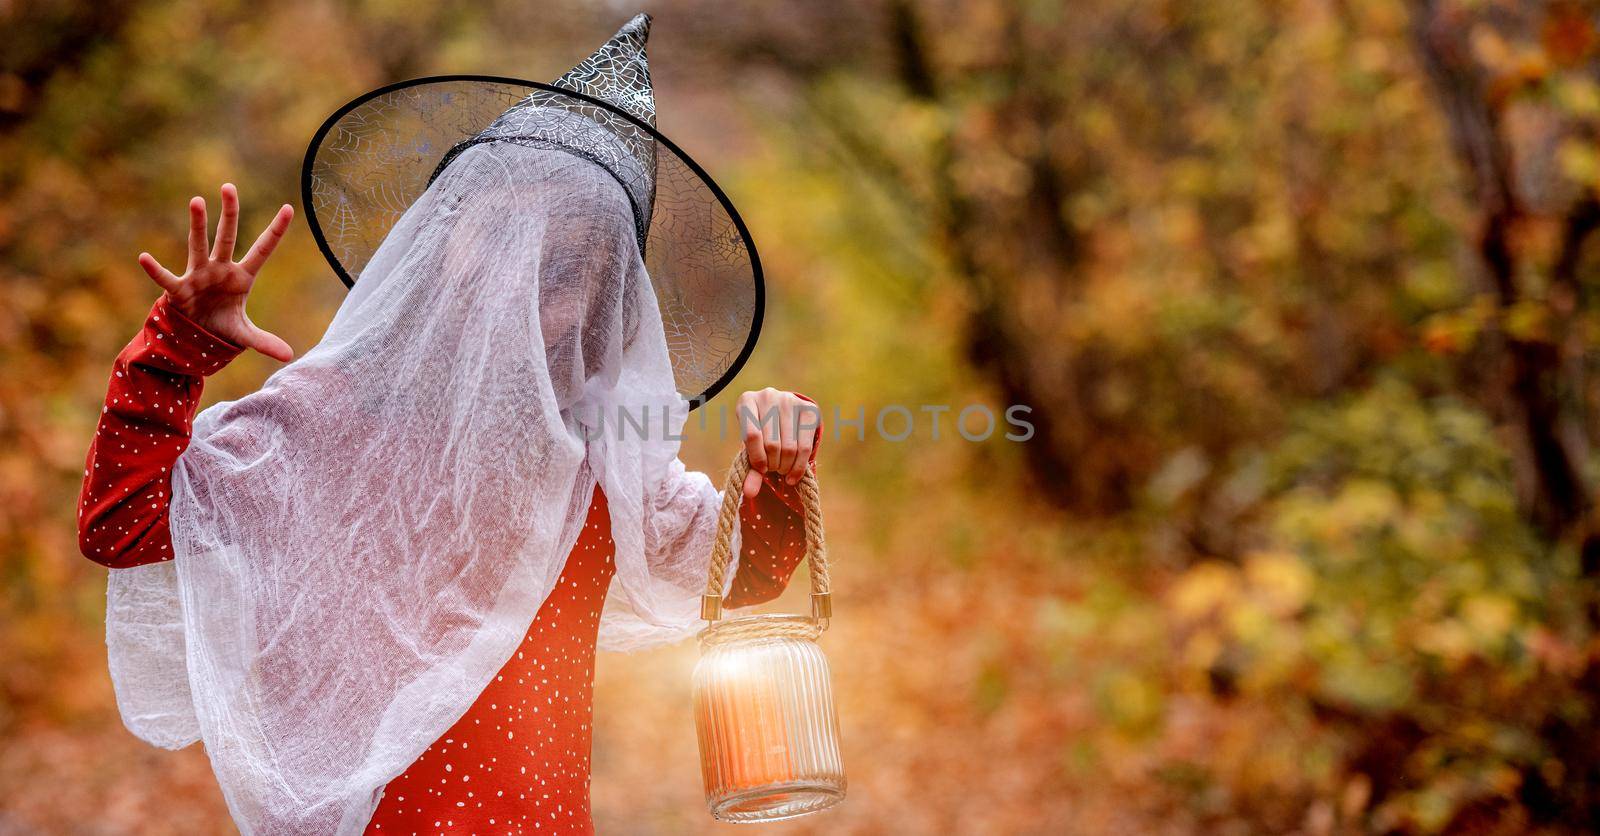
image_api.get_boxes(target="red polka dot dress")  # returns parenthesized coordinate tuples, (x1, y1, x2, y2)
(365, 492, 617, 834)
(80, 297, 818, 834)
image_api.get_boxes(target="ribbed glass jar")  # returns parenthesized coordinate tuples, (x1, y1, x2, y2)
(692, 615, 845, 823)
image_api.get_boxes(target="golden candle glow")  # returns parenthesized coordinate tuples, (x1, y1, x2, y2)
(692, 616, 845, 822)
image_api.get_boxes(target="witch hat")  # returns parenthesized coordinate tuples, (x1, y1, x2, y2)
(302, 13, 762, 406)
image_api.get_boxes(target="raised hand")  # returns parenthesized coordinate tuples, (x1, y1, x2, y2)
(138, 183, 295, 362)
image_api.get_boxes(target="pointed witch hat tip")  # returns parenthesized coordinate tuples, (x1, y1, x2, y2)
(548, 12, 657, 126)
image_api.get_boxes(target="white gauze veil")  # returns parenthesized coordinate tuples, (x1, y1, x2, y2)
(104, 143, 737, 833)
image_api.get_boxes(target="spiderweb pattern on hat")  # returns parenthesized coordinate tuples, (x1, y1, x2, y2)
(303, 13, 761, 405)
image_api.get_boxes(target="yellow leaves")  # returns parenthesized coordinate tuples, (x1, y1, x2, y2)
(1244, 551, 1313, 618)
(1318, 479, 1401, 542)
(1171, 561, 1241, 621)
(1319, 651, 1415, 713)
(1182, 629, 1223, 671)
(1422, 292, 1573, 353)
(1554, 75, 1600, 117)
(1352, 38, 1391, 75)
(1461, 593, 1518, 641)
(1168, 552, 1314, 696)
(1472, 22, 1551, 99)
(54, 289, 111, 351)
(1504, 299, 1551, 341)
(1471, 26, 1516, 73)
(1160, 203, 1204, 251)
(1415, 618, 1476, 664)
(1421, 294, 1496, 354)
(0, 453, 40, 513)
(1415, 590, 1522, 663)
(1239, 210, 1296, 265)
(1094, 669, 1164, 736)
(1226, 600, 1276, 645)
(1079, 103, 1119, 147)
(1557, 137, 1600, 192)
(1171, 552, 1312, 627)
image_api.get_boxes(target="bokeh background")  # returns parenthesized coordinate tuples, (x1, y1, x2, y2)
(6, 0, 1600, 832)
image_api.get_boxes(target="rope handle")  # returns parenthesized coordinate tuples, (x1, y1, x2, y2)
(700, 449, 832, 628)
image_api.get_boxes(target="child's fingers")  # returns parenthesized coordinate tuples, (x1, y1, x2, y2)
(212, 183, 240, 262)
(243, 320, 294, 363)
(775, 400, 799, 477)
(240, 205, 293, 276)
(743, 410, 768, 501)
(743, 416, 769, 471)
(187, 196, 209, 270)
(763, 423, 783, 482)
(794, 400, 822, 482)
(138, 253, 183, 294)
(789, 419, 815, 485)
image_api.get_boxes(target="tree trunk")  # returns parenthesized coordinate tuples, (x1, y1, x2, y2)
(1408, 0, 1592, 540)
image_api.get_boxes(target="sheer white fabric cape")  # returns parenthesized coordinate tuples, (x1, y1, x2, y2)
(103, 144, 740, 833)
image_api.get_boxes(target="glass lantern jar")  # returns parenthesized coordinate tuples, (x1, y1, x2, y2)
(693, 615, 845, 822)
(693, 452, 845, 823)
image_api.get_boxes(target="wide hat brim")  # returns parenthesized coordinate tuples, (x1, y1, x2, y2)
(301, 75, 763, 408)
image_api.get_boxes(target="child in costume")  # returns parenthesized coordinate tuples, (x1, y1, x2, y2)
(79, 15, 820, 833)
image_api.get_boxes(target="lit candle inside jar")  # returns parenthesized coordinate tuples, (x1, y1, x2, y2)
(696, 641, 793, 791)
(693, 615, 844, 823)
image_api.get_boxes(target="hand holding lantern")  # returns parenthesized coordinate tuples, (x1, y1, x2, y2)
(735, 387, 822, 500)
(693, 450, 844, 823)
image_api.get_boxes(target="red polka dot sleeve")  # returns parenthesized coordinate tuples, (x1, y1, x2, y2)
(77, 296, 242, 568)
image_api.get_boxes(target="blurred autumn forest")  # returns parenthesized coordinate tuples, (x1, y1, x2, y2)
(6, 0, 1600, 832)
